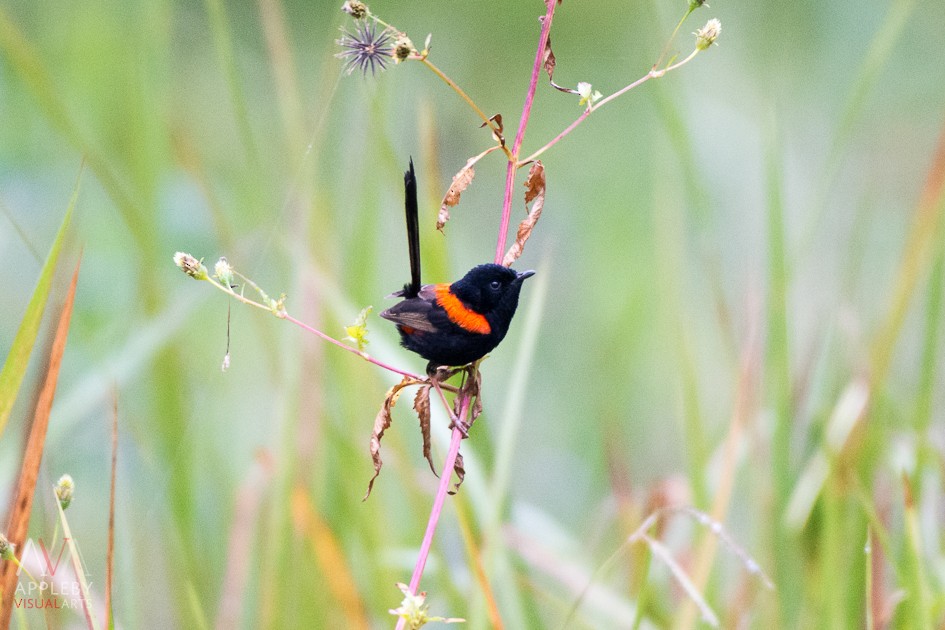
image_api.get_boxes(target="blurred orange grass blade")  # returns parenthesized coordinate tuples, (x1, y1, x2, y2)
(290, 486, 369, 630)
(677, 294, 763, 630)
(214, 452, 274, 630)
(453, 496, 504, 629)
(0, 254, 83, 627)
(870, 122, 945, 384)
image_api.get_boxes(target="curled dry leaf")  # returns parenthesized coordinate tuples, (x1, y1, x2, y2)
(542, 26, 555, 78)
(502, 161, 546, 267)
(540, 21, 575, 94)
(469, 369, 483, 423)
(413, 385, 437, 475)
(480, 113, 505, 146)
(523, 160, 545, 204)
(437, 160, 475, 231)
(437, 146, 501, 231)
(364, 376, 418, 500)
(448, 451, 466, 495)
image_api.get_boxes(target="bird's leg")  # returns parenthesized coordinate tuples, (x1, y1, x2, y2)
(426, 369, 469, 438)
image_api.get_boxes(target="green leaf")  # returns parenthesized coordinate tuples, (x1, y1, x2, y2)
(0, 173, 80, 439)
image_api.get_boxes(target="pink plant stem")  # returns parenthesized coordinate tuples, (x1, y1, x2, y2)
(395, 397, 471, 630)
(522, 71, 656, 164)
(395, 4, 560, 621)
(522, 49, 704, 164)
(496, 162, 518, 265)
(494, 0, 558, 264)
(523, 109, 589, 164)
(281, 313, 422, 380)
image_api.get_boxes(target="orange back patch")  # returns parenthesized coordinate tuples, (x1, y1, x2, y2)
(434, 284, 491, 334)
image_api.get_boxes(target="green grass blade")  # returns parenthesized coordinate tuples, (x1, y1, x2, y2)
(55, 486, 102, 630)
(0, 171, 79, 439)
(653, 148, 709, 509)
(185, 581, 211, 630)
(901, 475, 933, 630)
(0, 10, 150, 254)
(825, 0, 917, 182)
(912, 245, 944, 434)
(798, 0, 918, 253)
(764, 118, 801, 623)
(865, 528, 874, 630)
(203, 0, 261, 171)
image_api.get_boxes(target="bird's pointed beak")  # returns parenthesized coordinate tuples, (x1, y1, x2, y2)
(516, 270, 536, 282)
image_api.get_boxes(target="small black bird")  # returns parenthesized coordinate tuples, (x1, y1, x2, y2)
(380, 159, 534, 374)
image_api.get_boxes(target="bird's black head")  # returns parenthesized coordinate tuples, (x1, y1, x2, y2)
(450, 264, 535, 317)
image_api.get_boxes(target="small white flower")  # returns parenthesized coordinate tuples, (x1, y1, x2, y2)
(577, 82, 602, 109)
(695, 18, 721, 51)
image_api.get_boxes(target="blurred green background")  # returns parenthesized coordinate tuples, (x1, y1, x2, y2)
(2, 0, 944, 627)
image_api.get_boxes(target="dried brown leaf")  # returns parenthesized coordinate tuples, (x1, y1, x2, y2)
(502, 161, 546, 267)
(0, 257, 80, 627)
(542, 29, 556, 80)
(471, 397, 483, 423)
(414, 385, 437, 475)
(469, 369, 483, 423)
(523, 161, 545, 204)
(448, 451, 466, 495)
(364, 404, 392, 500)
(437, 146, 501, 231)
(490, 113, 504, 135)
(364, 377, 415, 500)
(480, 113, 505, 146)
(541, 24, 576, 94)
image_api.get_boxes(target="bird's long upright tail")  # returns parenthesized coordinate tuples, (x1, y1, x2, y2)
(403, 157, 421, 298)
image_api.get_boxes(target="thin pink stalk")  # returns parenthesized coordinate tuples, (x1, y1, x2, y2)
(496, 161, 518, 265)
(395, 2, 561, 617)
(281, 313, 422, 381)
(194, 268, 422, 380)
(523, 108, 590, 165)
(494, 0, 558, 264)
(520, 50, 701, 164)
(395, 399, 471, 630)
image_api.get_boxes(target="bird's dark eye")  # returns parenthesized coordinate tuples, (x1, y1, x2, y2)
(490, 280, 501, 290)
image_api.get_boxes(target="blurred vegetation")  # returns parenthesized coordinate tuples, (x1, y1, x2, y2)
(1, 0, 945, 627)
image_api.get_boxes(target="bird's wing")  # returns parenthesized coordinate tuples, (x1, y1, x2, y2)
(379, 288, 441, 333)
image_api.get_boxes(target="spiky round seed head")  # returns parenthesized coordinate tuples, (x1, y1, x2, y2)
(336, 22, 394, 76)
(341, 1, 367, 18)
(393, 35, 413, 62)
(174, 252, 209, 280)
